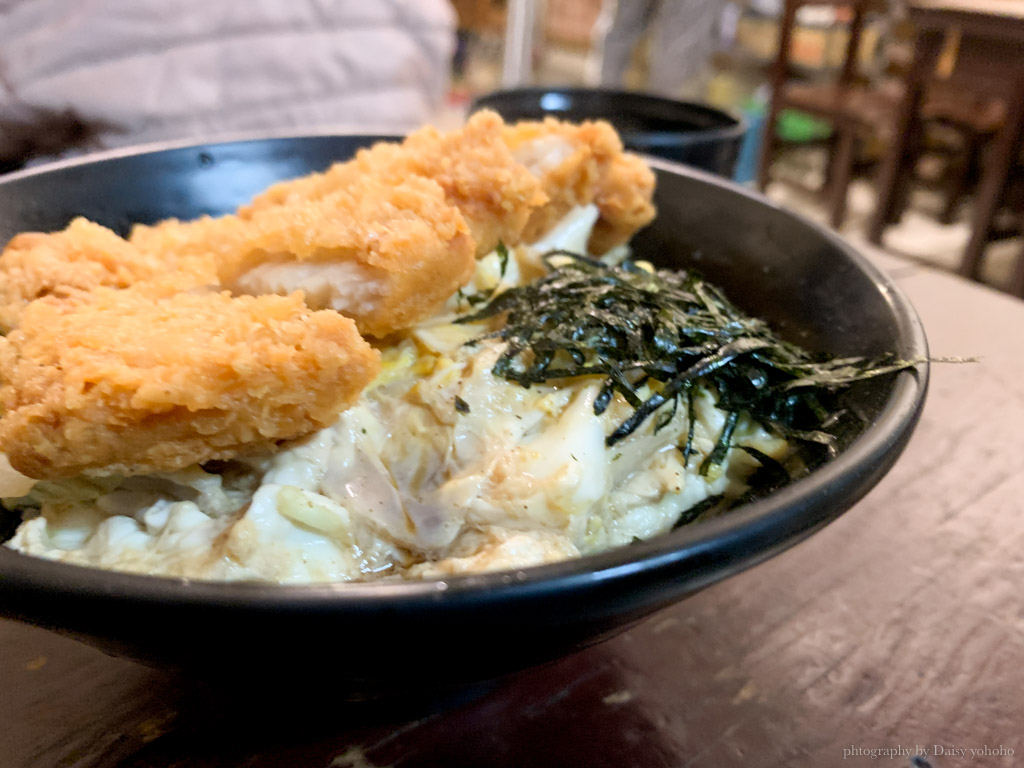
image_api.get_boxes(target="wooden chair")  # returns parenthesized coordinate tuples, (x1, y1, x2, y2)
(757, 0, 889, 229)
(758, 0, 1005, 231)
(921, 87, 1006, 224)
(870, 28, 1010, 233)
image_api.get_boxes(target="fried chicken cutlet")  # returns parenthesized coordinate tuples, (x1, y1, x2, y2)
(243, 110, 656, 256)
(123, 113, 652, 340)
(129, 214, 247, 272)
(501, 119, 656, 252)
(242, 110, 547, 257)
(0, 114, 657, 490)
(131, 176, 475, 339)
(0, 217, 216, 332)
(0, 287, 379, 478)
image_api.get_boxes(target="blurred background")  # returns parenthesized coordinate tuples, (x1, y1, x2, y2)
(1, 0, 1022, 295)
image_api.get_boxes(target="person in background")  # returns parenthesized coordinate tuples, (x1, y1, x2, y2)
(0, 0, 455, 171)
(450, 0, 500, 79)
(587, 0, 727, 98)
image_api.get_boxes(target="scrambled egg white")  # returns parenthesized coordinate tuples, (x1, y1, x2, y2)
(4, 207, 787, 582)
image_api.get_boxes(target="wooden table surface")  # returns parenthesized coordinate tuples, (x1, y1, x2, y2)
(910, 0, 1024, 21)
(2, 248, 1023, 768)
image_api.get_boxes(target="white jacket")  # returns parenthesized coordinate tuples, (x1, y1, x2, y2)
(0, 0, 455, 164)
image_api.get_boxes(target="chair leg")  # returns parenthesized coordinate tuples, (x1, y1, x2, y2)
(939, 129, 983, 225)
(757, 0, 796, 194)
(1012, 240, 1024, 298)
(1010, 208, 1024, 297)
(959, 80, 1024, 281)
(887, 114, 926, 226)
(868, 28, 945, 245)
(756, 105, 780, 193)
(888, 156, 915, 225)
(829, 128, 857, 230)
(821, 132, 841, 193)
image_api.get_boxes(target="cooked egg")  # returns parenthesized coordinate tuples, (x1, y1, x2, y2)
(7, 207, 787, 582)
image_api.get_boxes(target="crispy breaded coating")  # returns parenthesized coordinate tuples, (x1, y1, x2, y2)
(0, 217, 221, 333)
(244, 111, 655, 260)
(502, 118, 656, 253)
(589, 152, 658, 255)
(127, 171, 476, 338)
(244, 111, 547, 256)
(217, 174, 476, 338)
(0, 288, 380, 478)
(0, 218, 189, 332)
(0, 115, 657, 486)
(129, 214, 247, 268)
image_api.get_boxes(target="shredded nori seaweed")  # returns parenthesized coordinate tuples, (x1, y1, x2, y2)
(457, 251, 920, 476)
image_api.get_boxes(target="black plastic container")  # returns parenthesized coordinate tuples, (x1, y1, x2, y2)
(472, 87, 747, 177)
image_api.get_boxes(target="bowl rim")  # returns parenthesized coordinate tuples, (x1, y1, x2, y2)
(0, 137, 929, 612)
(470, 86, 749, 148)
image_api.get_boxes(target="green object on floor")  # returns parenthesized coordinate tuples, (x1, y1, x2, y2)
(777, 109, 833, 142)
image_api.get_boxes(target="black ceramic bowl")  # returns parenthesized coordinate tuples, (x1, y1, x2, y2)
(0, 135, 927, 697)
(472, 87, 746, 177)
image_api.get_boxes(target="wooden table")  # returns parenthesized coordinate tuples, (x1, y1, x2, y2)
(3, 248, 1023, 767)
(868, 0, 1024, 297)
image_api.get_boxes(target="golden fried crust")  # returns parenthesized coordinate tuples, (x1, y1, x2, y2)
(129, 215, 246, 269)
(0, 218, 167, 332)
(589, 152, 657, 255)
(0, 288, 380, 478)
(243, 111, 547, 256)
(241, 112, 655, 257)
(219, 174, 476, 338)
(129, 175, 476, 338)
(502, 118, 656, 253)
(392, 112, 548, 254)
